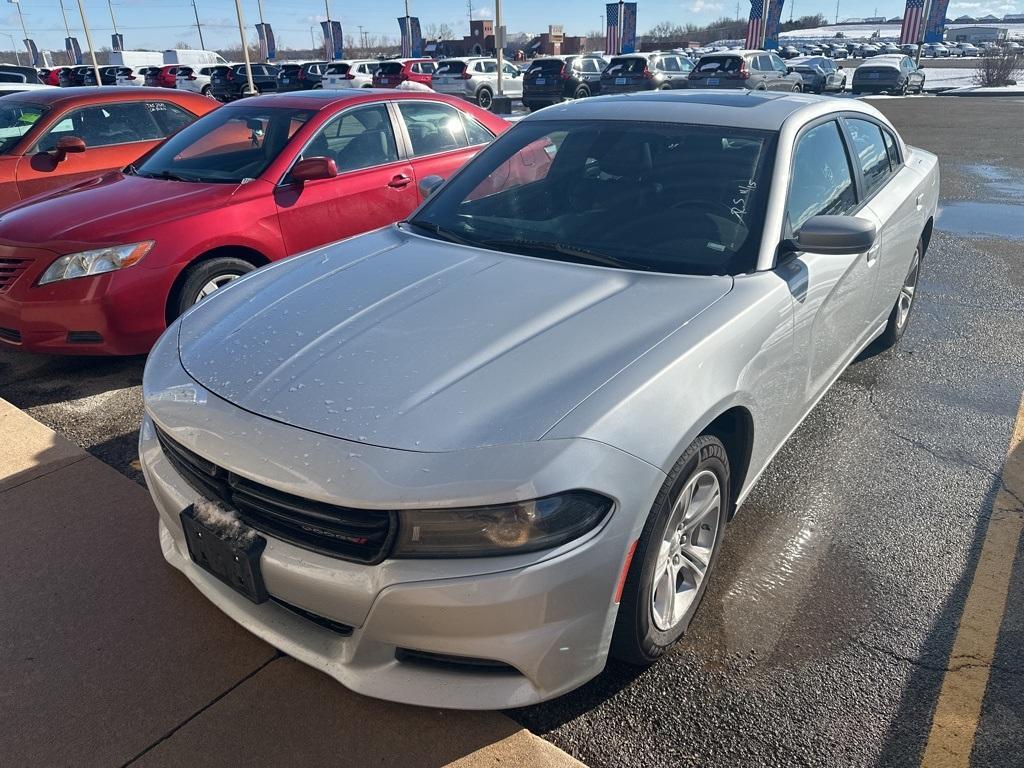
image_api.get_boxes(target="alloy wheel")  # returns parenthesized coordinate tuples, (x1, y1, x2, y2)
(194, 273, 241, 304)
(895, 248, 920, 330)
(650, 469, 722, 632)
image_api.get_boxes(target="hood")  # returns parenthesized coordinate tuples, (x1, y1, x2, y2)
(178, 227, 733, 452)
(0, 173, 240, 246)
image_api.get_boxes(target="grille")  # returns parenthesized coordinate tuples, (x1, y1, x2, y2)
(272, 598, 354, 636)
(0, 258, 31, 292)
(0, 326, 21, 343)
(155, 427, 396, 564)
(67, 331, 104, 344)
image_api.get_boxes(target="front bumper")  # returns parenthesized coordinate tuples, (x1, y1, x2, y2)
(0, 245, 168, 355)
(140, 330, 666, 708)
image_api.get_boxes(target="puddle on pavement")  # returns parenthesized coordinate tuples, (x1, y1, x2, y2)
(961, 163, 1024, 198)
(937, 201, 1024, 239)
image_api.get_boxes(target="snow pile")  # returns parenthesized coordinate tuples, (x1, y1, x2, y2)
(194, 499, 257, 544)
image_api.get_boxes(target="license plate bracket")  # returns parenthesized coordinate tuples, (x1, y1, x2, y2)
(180, 503, 268, 603)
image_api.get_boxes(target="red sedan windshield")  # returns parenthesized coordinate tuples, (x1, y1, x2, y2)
(134, 106, 314, 183)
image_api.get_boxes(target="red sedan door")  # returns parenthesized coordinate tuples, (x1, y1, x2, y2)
(393, 100, 497, 194)
(274, 102, 417, 254)
(14, 100, 196, 202)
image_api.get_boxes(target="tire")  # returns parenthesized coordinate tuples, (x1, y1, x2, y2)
(201, 85, 212, 97)
(793, 84, 802, 92)
(173, 257, 256, 319)
(476, 87, 493, 109)
(611, 434, 731, 666)
(869, 239, 923, 354)
(574, 86, 590, 99)
(899, 81, 908, 96)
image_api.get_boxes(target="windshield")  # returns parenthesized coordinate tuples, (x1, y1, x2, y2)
(0, 102, 46, 154)
(134, 106, 313, 183)
(410, 119, 776, 276)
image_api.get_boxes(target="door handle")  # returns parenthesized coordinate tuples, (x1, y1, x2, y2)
(915, 193, 924, 210)
(866, 243, 880, 266)
(388, 174, 412, 189)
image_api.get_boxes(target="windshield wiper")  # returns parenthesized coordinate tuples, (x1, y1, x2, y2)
(480, 238, 646, 270)
(137, 169, 192, 182)
(405, 219, 474, 247)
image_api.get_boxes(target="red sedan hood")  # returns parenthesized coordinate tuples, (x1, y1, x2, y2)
(0, 173, 238, 246)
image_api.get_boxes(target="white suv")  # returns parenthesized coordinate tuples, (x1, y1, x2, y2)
(176, 65, 217, 96)
(431, 57, 523, 109)
(322, 59, 379, 89)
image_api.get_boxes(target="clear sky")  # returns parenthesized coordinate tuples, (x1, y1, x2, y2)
(0, 0, 1019, 53)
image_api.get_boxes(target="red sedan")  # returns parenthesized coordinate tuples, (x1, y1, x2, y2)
(0, 87, 217, 210)
(0, 90, 509, 355)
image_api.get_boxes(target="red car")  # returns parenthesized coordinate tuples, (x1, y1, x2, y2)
(372, 59, 437, 88)
(0, 90, 509, 355)
(149, 65, 180, 88)
(0, 87, 217, 211)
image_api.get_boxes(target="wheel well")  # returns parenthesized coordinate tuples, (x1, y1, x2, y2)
(165, 246, 269, 325)
(921, 217, 934, 255)
(703, 407, 754, 517)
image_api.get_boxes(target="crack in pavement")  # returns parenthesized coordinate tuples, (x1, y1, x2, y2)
(120, 652, 284, 766)
(843, 633, 1024, 679)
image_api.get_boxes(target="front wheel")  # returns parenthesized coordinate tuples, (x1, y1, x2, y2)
(476, 87, 493, 109)
(574, 86, 590, 99)
(173, 257, 256, 318)
(611, 434, 730, 665)
(793, 84, 802, 92)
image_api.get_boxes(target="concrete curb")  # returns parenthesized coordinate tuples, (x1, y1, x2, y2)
(0, 398, 585, 767)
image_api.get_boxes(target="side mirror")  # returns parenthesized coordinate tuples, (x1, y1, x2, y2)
(838, 64, 844, 70)
(290, 156, 338, 183)
(419, 174, 445, 198)
(791, 215, 877, 255)
(786, 66, 794, 73)
(54, 136, 86, 161)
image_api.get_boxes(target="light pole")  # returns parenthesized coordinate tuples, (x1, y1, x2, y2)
(107, 0, 119, 37)
(233, 0, 256, 95)
(310, 25, 316, 52)
(192, 0, 206, 50)
(11, 0, 31, 63)
(1, 33, 21, 65)
(324, 0, 334, 61)
(495, 0, 504, 97)
(404, 0, 412, 58)
(74, 0, 102, 87)
(257, 0, 267, 61)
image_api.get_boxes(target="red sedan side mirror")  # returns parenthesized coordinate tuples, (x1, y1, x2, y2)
(291, 156, 337, 183)
(54, 136, 86, 161)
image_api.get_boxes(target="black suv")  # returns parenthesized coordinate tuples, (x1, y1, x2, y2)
(277, 61, 328, 92)
(599, 52, 693, 95)
(522, 55, 607, 111)
(209, 63, 280, 101)
(59, 65, 94, 87)
(0, 64, 41, 84)
(81, 66, 135, 86)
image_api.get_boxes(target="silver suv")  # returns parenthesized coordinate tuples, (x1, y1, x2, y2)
(431, 57, 523, 108)
(688, 50, 804, 91)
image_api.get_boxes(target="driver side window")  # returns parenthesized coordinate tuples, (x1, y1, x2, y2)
(787, 120, 858, 232)
(301, 104, 399, 173)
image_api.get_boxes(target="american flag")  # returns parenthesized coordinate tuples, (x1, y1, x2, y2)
(900, 0, 926, 45)
(745, 0, 766, 50)
(606, 3, 621, 55)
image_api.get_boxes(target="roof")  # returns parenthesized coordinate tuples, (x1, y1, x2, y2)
(229, 88, 472, 111)
(519, 90, 885, 132)
(4, 86, 213, 107)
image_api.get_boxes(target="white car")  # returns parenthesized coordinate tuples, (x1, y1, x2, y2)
(175, 65, 216, 97)
(952, 43, 981, 57)
(0, 83, 56, 95)
(431, 57, 523, 109)
(322, 59, 379, 89)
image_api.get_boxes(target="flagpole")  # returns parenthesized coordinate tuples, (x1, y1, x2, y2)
(324, 0, 334, 61)
(404, 0, 412, 58)
(618, 0, 624, 55)
(74, 0, 102, 87)
(12, 0, 31, 62)
(762, 0, 771, 48)
(915, 0, 931, 65)
(257, 0, 267, 62)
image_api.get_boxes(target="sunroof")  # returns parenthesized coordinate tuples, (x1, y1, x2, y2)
(625, 91, 778, 108)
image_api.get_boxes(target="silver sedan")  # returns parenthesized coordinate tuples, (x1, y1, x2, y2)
(141, 91, 939, 709)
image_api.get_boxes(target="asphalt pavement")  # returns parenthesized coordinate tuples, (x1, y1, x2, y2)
(1, 96, 1022, 767)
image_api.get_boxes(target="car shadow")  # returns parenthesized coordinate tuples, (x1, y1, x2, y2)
(0, 348, 145, 409)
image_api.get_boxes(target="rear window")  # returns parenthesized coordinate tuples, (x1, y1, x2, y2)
(435, 60, 467, 75)
(210, 66, 231, 76)
(280, 65, 301, 74)
(528, 59, 565, 75)
(379, 62, 404, 75)
(696, 56, 742, 73)
(605, 57, 646, 75)
(325, 63, 351, 75)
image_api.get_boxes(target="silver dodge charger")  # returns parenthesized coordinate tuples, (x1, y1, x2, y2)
(141, 91, 939, 709)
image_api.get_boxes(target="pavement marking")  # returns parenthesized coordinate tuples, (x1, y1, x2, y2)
(920, 394, 1024, 768)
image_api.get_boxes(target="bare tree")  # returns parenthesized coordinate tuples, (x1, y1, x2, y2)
(974, 49, 1023, 87)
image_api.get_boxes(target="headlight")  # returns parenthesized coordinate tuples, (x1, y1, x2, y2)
(392, 491, 613, 558)
(37, 241, 154, 285)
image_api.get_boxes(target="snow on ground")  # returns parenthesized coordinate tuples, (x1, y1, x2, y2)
(918, 67, 980, 88)
(779, 22, 1024, 41)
